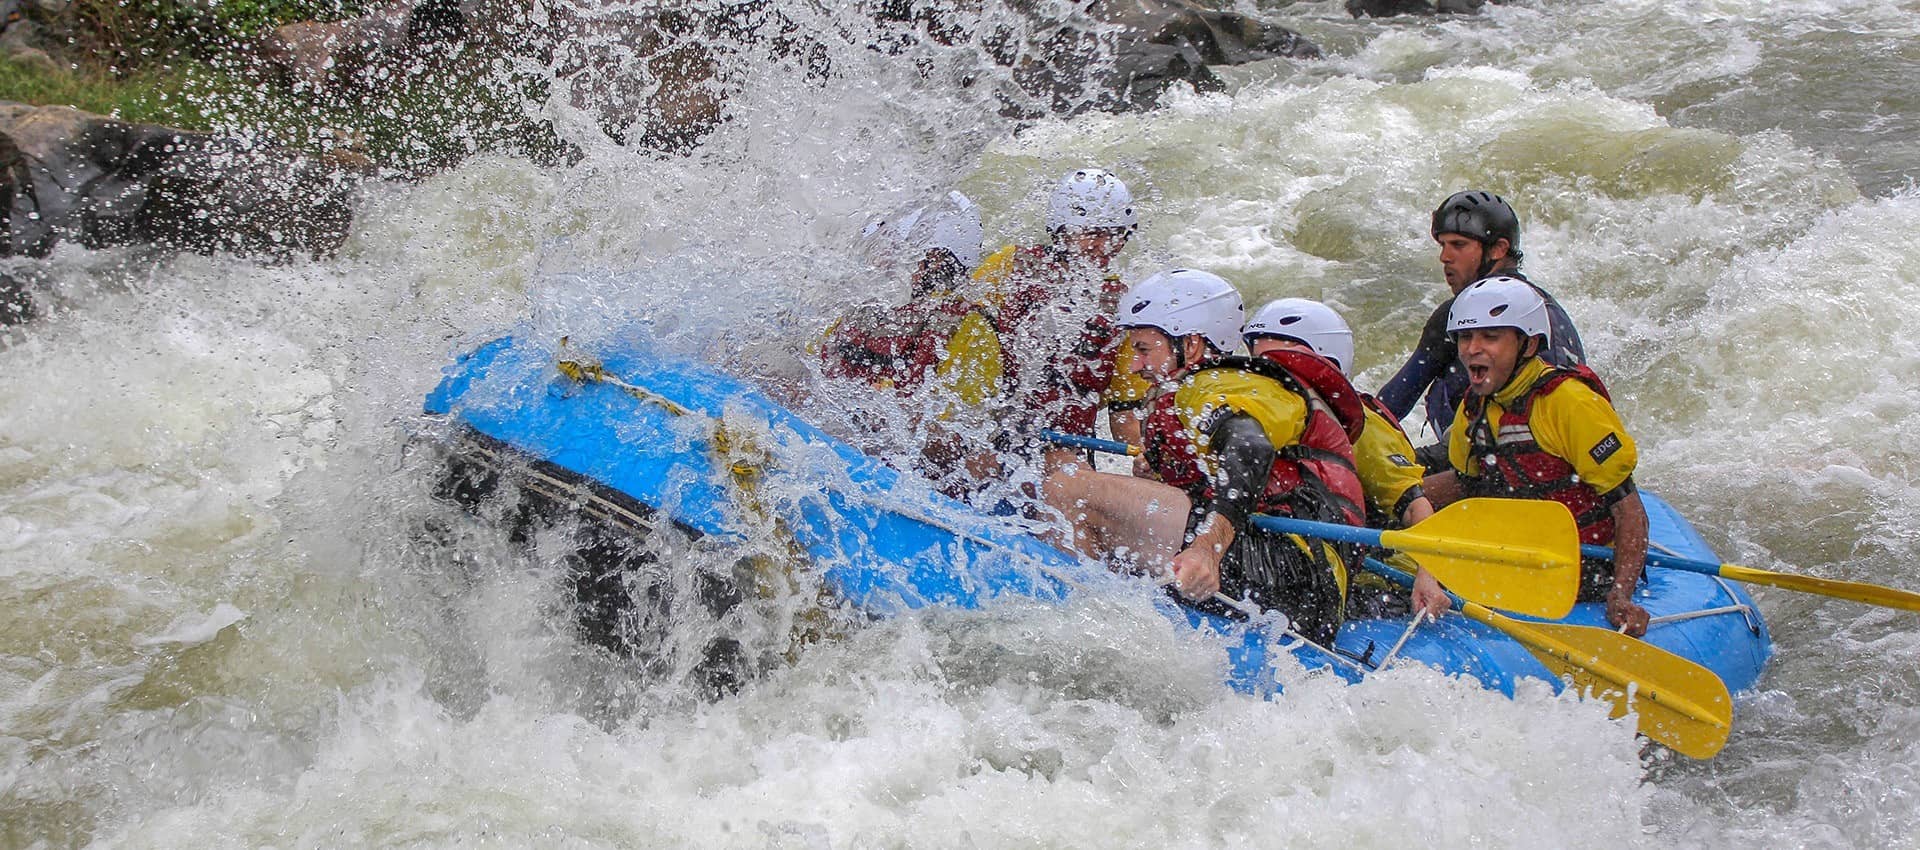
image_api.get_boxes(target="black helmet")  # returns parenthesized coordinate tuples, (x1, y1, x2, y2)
(1431, 190, 1521, 253)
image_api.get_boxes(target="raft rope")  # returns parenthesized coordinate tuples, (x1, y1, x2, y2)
(557, 340, 835, 659)
(1641, 540, 1759, 633)
(449, 429, 662, 534)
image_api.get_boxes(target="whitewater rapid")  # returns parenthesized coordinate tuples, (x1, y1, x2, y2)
(4, 1, 1918, 847)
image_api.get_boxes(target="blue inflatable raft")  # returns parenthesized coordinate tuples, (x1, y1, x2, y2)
(422, 330, 1771, 727)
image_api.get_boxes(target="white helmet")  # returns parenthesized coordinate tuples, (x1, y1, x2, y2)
(1244, 298, 1355, 375)
(861, 190, 984, 271)
(1447, 276, 1551, 341)
(1044, 167, 1137, 232)
(1118, 268, 1244, 353)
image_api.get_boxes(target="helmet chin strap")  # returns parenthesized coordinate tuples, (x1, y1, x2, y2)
(1474, 238, 1509, 279)
(1172, 334, 1212, 375)
(1493, 336, 1545, 393)
(1475, 250, 1500, 280)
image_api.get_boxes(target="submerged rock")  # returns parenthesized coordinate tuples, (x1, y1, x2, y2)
(0, 102, 360, 264)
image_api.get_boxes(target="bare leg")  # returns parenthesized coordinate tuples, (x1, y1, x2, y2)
(1041, 457, 1191, 574)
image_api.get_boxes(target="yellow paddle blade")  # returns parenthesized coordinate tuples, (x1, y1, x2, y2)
(1380, 498, 1581, 618)
(1462, 602, 1733, 759)
(1720, 563, 1920, 613)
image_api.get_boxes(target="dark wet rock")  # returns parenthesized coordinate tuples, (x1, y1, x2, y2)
(1070, 0, 1323, 113)
(254, 0, 1321, 153)
(887, 0, 1321, 116)
(133, 145, 360, 257)
(1347, 0, 1434, 16)
(538, 4, 734, 151)
(1347, 0, 1491, 16)
(1, 102, 360, 261)
(0, 269, 32, 324)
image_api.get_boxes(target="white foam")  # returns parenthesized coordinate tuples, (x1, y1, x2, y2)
(7, 1, 1920, 845)
(134, 603, 249, 648)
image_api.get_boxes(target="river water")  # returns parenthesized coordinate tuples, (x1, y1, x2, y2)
(3, 0, 1918, 846)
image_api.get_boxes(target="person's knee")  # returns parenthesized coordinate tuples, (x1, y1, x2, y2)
(1040, 462, 1094, 517)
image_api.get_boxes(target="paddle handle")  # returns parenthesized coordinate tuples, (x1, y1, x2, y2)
(1251, 514, 1385, 548)
(1153, 573, 1264, 619)
(1041, 430, 1139, 456)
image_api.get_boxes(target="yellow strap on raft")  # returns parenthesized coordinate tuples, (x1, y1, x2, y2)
(555, 340, 835, 657)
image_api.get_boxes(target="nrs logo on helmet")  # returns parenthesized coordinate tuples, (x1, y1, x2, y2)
(1447, 276, 1550, 342)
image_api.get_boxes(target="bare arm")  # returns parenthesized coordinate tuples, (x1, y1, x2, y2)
(1170, 512, 1235, 600)
(1169, 414, 1275, 600)
(1421, 469, 1465, 508)
(1397, 495, 1450, 617)
(1606, 489, 1651, 637)
(1400, 495, 1434, 526)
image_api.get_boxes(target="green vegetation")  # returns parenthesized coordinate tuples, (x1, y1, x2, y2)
(0, 53, 212, 128)
(183, 49, 571, 174)
(62, 0, 373, 70)
(1, 0, 366, 126)
(3, 0, 568, 172)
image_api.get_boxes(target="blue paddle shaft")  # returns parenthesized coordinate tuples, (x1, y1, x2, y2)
(1251, 514, 1387, 548)
(1583, 544, 1713, 576)
(1364, 557, 1464, 606)
(1040, 430, 1138, 456)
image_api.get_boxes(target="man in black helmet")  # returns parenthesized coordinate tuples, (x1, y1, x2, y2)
(1376, 190, 1587, 470)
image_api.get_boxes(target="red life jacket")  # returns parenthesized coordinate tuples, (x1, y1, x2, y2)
(1142, 355, 1366, 527)
(1255, 348, 1365, 443)
(820, 294, 984, 395)
(1460, 363, 1619, 543)
(986, 246, 1127, 436)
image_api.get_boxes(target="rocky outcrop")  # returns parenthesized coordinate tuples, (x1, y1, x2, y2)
(1, 102, 360, 262)
(1012, 0, 1323, 115)
(2, 0, 57, 74)
(0, 1, 1321, 304)
(257, 0, 465, 90)
(1, 130, 36, 323)
(1346, 0, 1491, 17)
(253, 0, 1322, 150)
